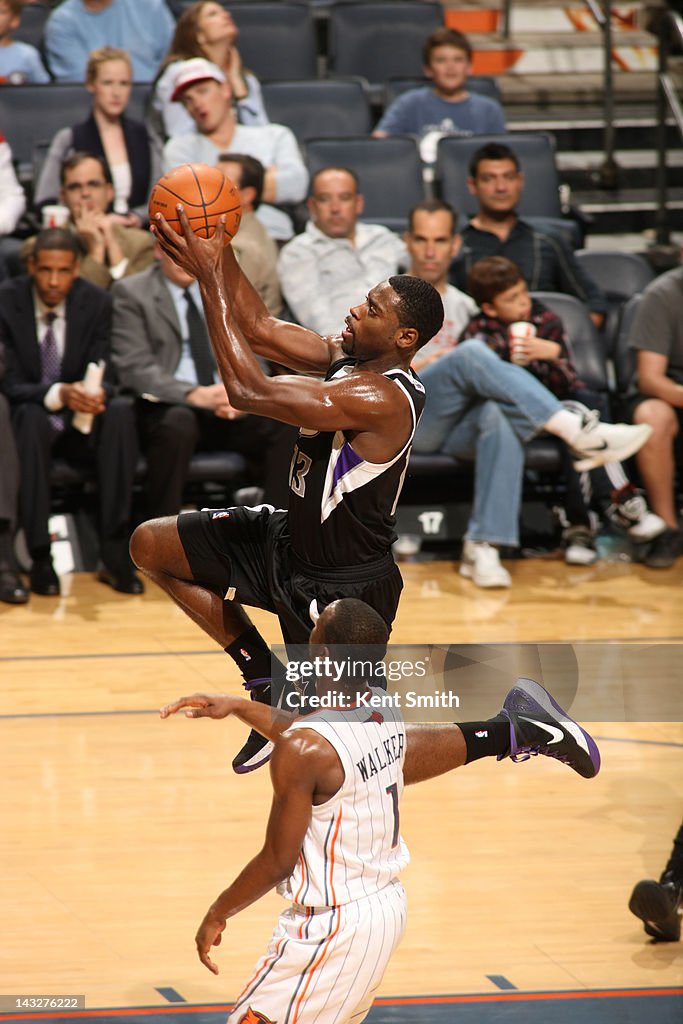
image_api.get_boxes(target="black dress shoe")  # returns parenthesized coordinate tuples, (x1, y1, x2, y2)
(97, 566, 145, 595)
(29, 558, 60, 596)
(0, 568, 29, 605)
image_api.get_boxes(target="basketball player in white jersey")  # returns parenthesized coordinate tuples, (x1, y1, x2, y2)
(161, 599, 600, 1024)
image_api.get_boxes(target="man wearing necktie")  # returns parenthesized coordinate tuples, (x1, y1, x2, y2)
(110, 247, 294, 519)
(0, 227, 141, 597)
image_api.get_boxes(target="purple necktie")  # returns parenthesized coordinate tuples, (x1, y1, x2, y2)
(40, 312, 64, 432)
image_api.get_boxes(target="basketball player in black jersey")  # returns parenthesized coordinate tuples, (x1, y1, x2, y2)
(134, 205, 444, 773)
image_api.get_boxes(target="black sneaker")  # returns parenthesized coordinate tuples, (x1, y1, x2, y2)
(232, 676, 275, 775)
(643, 527, 681, 569)
(499, 677, 601, 779)
(628, 875, 682, 941)
(232, 730, 274, 774)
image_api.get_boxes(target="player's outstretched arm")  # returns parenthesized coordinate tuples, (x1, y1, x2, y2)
(152, 208, 335, 374)
(160, 692, 295, 740)
(193, 733, 318, 974)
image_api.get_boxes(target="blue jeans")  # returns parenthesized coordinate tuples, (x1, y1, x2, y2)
(414, 340, 562, 546)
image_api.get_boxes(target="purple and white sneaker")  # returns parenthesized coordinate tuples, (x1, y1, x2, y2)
(498, 677, 601, 779)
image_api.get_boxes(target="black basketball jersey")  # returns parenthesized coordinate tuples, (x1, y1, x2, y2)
(286, 359, 425, 567)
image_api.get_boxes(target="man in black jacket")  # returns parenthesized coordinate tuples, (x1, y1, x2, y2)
(0, 227, 141, 597)
(452, 142, 607, 328)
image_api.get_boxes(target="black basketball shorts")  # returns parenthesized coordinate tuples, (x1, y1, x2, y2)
(177, 505, 403, 644)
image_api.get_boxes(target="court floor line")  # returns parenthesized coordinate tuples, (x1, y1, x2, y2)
(0, 708, 681, 749)
(1, 636, 682, 664)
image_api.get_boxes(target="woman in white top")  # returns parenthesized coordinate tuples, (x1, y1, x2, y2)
(153, 1, 268, 139)
(34, 47, 159, 226)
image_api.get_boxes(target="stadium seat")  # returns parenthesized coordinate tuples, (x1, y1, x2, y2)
(305, 135, 425, 232)
(575, 250, 655, 356)
(328, 2, 444, 97)
(227, 3, 318, 81)
(12, 2, 50, 54)
(261, 79, 371, 143)
(532, 291, 608, 392)
(0, 83, 91, 174)
(127, 83, 153, 123)
(436, 132, 562, 219)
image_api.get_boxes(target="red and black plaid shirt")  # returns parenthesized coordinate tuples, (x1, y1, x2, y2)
(458, 299, 584, 399)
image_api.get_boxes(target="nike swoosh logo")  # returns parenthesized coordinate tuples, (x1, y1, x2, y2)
(519, 716, 564, 744)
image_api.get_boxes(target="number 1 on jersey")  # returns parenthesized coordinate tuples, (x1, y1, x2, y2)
(385, 782, 400, 848)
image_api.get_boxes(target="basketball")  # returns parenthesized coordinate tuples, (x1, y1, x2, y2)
(149, 163, 242, 244)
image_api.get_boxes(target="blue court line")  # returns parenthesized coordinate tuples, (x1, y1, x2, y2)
(153, 990, 185, 1005)
(485, 975, 517, 990)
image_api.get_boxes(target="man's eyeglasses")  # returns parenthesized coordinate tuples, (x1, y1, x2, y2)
(63, 180, 107, 193)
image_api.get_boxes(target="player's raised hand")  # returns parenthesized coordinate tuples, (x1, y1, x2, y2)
(159, 693, 238, 720)
(152, 205, 225, 280)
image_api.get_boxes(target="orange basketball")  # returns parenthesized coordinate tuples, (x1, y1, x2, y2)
(149, 163, 241, 244)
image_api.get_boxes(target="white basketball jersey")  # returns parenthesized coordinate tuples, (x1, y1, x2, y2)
(277, 693, 410, 908)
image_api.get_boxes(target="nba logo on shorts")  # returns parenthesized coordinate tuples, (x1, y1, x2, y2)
(210, 510, 230, 520)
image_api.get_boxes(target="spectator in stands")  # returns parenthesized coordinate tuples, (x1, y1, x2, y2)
(0, 228, 142, 597)
(403, 198, 476, 372)
(374, 28, 505, 162)
(34, 47, 160, 225)
(278, 166, 406, 334)
(0, 0, 50, 83)
(217, 153, 281, 316)
(0, 345, 25, 604)
(24, 153, 155, 289)
(0, 131, 26, 281)
(453, 142, 607, 327)
(45, 0, 173, 83)
(163, 58, 307, 242)
(153, 1, 267, 140)
(624, 265, 683, 567)
(411, 300, 651, 588)
(110, 245, 293, 518)
(460, 256, 664, 566)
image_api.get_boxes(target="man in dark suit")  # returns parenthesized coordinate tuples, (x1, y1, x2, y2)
(110, 247, 294, 519)
(0, 227, 142, 597)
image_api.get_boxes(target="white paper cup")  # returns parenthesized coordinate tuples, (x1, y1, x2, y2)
(42, 204, 71, 228)
(508, 321, 536, 364)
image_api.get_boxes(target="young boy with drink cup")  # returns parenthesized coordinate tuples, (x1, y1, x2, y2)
(458, 256, 665, 563)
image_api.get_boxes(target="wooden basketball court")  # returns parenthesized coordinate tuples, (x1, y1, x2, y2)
(1, 557, 682, 1020)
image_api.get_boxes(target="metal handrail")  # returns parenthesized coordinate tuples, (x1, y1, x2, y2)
(656, 10, 683, 245)
(500, 1, 619, 185)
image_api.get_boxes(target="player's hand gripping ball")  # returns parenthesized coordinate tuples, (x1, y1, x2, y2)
(149, 163, 242, 244)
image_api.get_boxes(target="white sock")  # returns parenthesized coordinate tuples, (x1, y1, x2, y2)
(544, 408, 584, 444)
